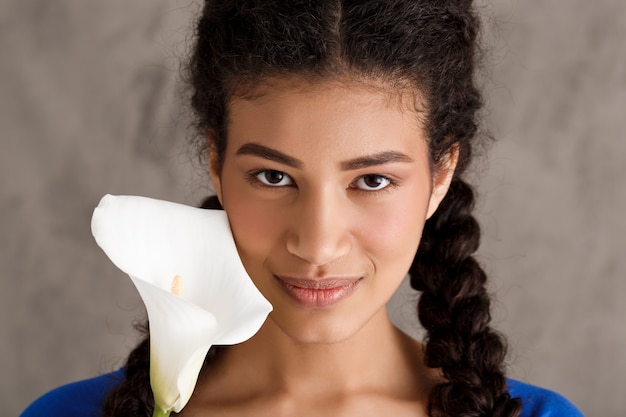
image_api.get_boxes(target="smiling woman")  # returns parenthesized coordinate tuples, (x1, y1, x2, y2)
(213, 82, 445, 347)
(19, 1, 587, 417)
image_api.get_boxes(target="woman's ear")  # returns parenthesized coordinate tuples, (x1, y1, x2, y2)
(208, 144, 224, 206)
(426, 145, 458, 219)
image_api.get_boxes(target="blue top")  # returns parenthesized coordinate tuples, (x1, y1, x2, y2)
(21, 369, 584, 417)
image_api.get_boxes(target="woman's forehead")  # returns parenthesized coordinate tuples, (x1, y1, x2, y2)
(224, 81, 430, 167)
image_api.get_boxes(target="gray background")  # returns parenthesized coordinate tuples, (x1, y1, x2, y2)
(2, 1, 624, 416)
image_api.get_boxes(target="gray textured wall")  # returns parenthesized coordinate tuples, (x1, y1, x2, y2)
(2, 1, 625, 416)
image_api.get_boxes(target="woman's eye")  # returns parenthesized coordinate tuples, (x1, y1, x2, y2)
(255, 170, 294, 187)
(354, 175, 392, 191)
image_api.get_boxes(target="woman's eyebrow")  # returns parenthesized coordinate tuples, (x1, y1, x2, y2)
(236, 143, 303, 168)
(340, 151, 413, 170)
(236, 143, 412, 170)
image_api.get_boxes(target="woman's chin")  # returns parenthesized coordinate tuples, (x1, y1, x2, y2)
(265, 310, 379, 346)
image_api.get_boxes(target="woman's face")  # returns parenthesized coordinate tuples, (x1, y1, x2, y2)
(211, 80, 453, 344)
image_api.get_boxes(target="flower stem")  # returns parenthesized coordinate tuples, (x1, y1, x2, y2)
(152, 406, 170, 417)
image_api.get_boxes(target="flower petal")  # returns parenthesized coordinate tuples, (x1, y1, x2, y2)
(131, 277, 218, 412)
(91, 195, 272, 344)
(91, 195, 272, 413)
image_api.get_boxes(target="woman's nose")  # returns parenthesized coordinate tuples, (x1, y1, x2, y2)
(285, 189, 351, 267)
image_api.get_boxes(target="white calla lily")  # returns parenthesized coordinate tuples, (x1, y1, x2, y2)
(91, 195, 272, 417)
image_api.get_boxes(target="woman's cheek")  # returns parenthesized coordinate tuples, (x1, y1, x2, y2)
(357, 194, 429, 269)
(225, 193, 282, 264)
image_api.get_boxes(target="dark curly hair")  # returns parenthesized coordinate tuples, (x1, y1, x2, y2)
(103, 1, 522, 416)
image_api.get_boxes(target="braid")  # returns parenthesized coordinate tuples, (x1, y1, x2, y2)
(410, 179, 522, 417)
(101, 331, 153, 417)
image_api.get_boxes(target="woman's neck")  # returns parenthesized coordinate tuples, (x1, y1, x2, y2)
(186, 308, 436, 416)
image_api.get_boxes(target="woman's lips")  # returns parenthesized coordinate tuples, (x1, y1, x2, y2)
(275, 276, 362, 307)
